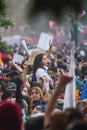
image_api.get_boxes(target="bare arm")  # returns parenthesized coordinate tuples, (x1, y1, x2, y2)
(46, 40, 52, 58)
(12, 62, 23, 73)
(22, 61, 30, 89)
(44, 73, 73, 127)
(39, 76, 48, 94)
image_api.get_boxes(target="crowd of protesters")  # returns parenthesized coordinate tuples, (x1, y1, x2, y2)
(0, 39, 87, 130)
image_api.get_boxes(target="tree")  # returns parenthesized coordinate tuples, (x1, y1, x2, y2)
(0, 0, 14, 55)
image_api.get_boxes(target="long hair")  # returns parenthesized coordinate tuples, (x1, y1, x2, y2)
(33, 53, 45, 74)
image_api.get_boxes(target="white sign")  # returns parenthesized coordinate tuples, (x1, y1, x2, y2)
(2, 35, 21, 46)
(12, 53, 24, 64)
(37, 32, 53, 50)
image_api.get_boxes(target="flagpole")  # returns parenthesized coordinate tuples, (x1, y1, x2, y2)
(71, 13, 78, 46)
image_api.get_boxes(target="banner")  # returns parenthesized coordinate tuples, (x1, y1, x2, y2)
(63, 43, 76, 110)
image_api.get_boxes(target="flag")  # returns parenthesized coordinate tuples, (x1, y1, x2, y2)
(0, 58, 4, 67)
(77, 10, 86, 19)
(0, 51, 4, 67)
(81, 79, 87, 100)
(75, 77, 83, 101)
(63, 43, 76, 110)
(1, 53, 12, 61)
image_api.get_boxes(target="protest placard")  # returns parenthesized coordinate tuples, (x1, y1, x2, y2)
(12, 53, 24, 64)
(37, 32, 53, 50)
(28, 50, 45, 65)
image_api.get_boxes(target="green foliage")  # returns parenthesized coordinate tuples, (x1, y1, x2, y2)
(0, 0, 14, 28)
(0, 0, 6, 16)
(0, 0, 14, 56)
(73, 21, 78, 26)
(0, 15, 14, 28)
(68, 12, 75, 19)
(68, 12, 78, 26)
(0, 36, 14, 55)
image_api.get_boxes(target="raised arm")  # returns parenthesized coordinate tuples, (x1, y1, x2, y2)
(39, 76, 48, 94)
(22, 60, 30, 89)
(44, 73, 73, 127)
(12, 62, 23, 73)
(46, 40, 53, 59)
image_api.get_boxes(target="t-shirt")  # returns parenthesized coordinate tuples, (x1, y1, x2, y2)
(36, 68, 52, 93)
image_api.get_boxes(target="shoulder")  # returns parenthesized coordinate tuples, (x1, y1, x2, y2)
(36, 68, 45, 73)
(36, 68, 46, 77)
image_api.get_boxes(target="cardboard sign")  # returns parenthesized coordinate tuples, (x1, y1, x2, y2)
(37, 32, 53, 50)
(28, 50, 45, 65)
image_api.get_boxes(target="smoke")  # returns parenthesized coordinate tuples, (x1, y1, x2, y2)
(4, 0, 70, 36)
(6, 0, 28, 26)
(3, 0, 84, 47)
(3, 0, 49, 37)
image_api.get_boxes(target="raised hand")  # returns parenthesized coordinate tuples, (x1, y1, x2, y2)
(56, 73, 73, 88)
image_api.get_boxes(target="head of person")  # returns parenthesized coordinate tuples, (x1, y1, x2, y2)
(0, 100, 22, 130)
(30, 87, 45, 114)
(22, 87, 30, 96)
(25, 113, 44, 130)
(33, 53, 49, 74)
(43, 94, 52, 104)
(30, 87, 43, 102)
(7, 82, 17, 98)
(30, 82, 43, 90)
(0, 81, 12, 101)
(0, 81, 6, 97)
(64, 108, 83, 123)
(49, 109, 68, 130)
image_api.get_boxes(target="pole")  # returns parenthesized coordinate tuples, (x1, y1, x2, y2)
(71, 13, 78, 46)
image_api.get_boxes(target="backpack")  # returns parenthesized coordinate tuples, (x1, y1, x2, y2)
(30, 74, 36, 84)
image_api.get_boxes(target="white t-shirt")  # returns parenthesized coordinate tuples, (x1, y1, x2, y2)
(36, 68, 52, 93)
